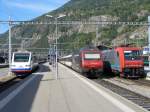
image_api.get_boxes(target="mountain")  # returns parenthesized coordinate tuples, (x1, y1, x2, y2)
(0, 0, 150, 54)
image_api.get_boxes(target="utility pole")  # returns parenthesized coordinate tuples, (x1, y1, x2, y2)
(95, 25, 98, 46)
(21, 40, 24, 50)
(148, 16, 150, 68)
(46, 14, 66, 80)
(8, 16, 12, 75)
(55, 17, 58, 79)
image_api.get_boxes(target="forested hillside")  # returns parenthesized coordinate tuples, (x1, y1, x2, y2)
(0, 0, 150, 53)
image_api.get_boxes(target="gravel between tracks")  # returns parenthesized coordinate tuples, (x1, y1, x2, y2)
(103, 77, 150, 99)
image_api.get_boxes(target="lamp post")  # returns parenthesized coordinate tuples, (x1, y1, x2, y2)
(46, 14, 66, 80)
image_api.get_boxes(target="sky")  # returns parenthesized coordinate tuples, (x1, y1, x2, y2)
(0, 0, 70, 34)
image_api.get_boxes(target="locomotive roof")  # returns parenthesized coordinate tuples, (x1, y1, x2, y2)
(13, 50, 31, 54)
(102, 47, 141, 53)
(61, 54, 72, 59)
(115, 47, 141, 50)
(79, 46, 99, 51)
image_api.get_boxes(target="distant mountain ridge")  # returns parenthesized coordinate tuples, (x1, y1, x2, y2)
(0, 0, 150, 52)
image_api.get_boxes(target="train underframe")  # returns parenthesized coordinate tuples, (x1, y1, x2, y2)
(11, 65, 38, 78)
(121, 67, 145, 78)
(82, 68, 103, 78)
(12, 69, 32, 78)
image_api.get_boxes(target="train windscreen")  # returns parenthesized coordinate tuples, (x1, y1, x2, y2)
(84, 53, 100, 60)
(14, 53, 30, 62)
(124, 50, 142, 60)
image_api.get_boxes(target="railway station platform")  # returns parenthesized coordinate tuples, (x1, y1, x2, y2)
(144, 67, 150, 80)
(0, 63, 148, 112)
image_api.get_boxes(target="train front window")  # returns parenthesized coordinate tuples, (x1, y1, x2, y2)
(124, 50, 141, 60)
(14, 53, 30, 62)
(84, 53, 100, 60)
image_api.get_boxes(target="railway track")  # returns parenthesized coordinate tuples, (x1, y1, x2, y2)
(93, 79, 150, 111)
(0, 63, 45, 94)
(131, 79, 150, 87)
(0, 76, 22, 93)
(61, 63, 150, 111)
(112, 77, 150, 87)
(0, 75, 38, 94)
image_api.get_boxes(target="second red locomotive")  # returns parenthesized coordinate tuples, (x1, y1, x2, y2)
(102, 47, 145, 78)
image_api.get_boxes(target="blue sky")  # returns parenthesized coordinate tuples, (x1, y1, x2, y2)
(0, 0, 69, 34)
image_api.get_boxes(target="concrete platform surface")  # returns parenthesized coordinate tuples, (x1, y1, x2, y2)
(0, 68, 8, 78)
(0, 63, 148, 112)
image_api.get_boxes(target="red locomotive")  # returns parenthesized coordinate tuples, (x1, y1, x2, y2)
(102, 47, 145, 78)
(72, 47, 103, 78)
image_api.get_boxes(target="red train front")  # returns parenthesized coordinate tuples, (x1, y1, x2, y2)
(116, 47, 145, 78)
(72, 47, 103, 78)
(102, 47, 145, 78)
(81, 50, 103, 69)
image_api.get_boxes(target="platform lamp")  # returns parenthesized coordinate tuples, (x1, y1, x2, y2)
(46, 14, 66, 80)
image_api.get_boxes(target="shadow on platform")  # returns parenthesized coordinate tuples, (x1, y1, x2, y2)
(37, 64, 51, 73)
(1, 74, 44, 112)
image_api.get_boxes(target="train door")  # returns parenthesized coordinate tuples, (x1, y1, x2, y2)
(114, 51, 120, 71)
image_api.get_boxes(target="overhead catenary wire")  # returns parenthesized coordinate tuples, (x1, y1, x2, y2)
(0, 20, 149, 26)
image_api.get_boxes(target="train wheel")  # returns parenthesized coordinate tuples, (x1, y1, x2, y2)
(103, 61, 112, 75)
(141, 72, 146, 79)
(87, 70, 98, 79)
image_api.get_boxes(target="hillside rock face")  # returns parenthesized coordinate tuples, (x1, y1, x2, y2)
(0, 0, 150, 50)
(77, 15, 118, 33)
(112, 26, 148, 46)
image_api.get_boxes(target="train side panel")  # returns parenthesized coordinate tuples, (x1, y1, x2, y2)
(72, 53, 81, 73)
(102, 50, 120, 74)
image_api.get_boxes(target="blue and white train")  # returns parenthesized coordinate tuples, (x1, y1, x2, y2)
(11, 51, 38, 76)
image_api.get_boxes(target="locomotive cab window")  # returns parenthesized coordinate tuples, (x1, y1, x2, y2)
(14, 53, 30, 62)
(124, 50, 142, 60)
(84, 52, 100, 60)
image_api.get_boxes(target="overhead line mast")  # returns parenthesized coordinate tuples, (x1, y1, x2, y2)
(0, 20, 148, 26)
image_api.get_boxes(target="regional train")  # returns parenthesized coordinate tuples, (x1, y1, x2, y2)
(11, 51, 39, 77)
(60, 47, 103, 78)
(102, 47, 145, 78)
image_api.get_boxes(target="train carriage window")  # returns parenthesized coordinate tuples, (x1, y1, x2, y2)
(124, 50, 142, 60)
